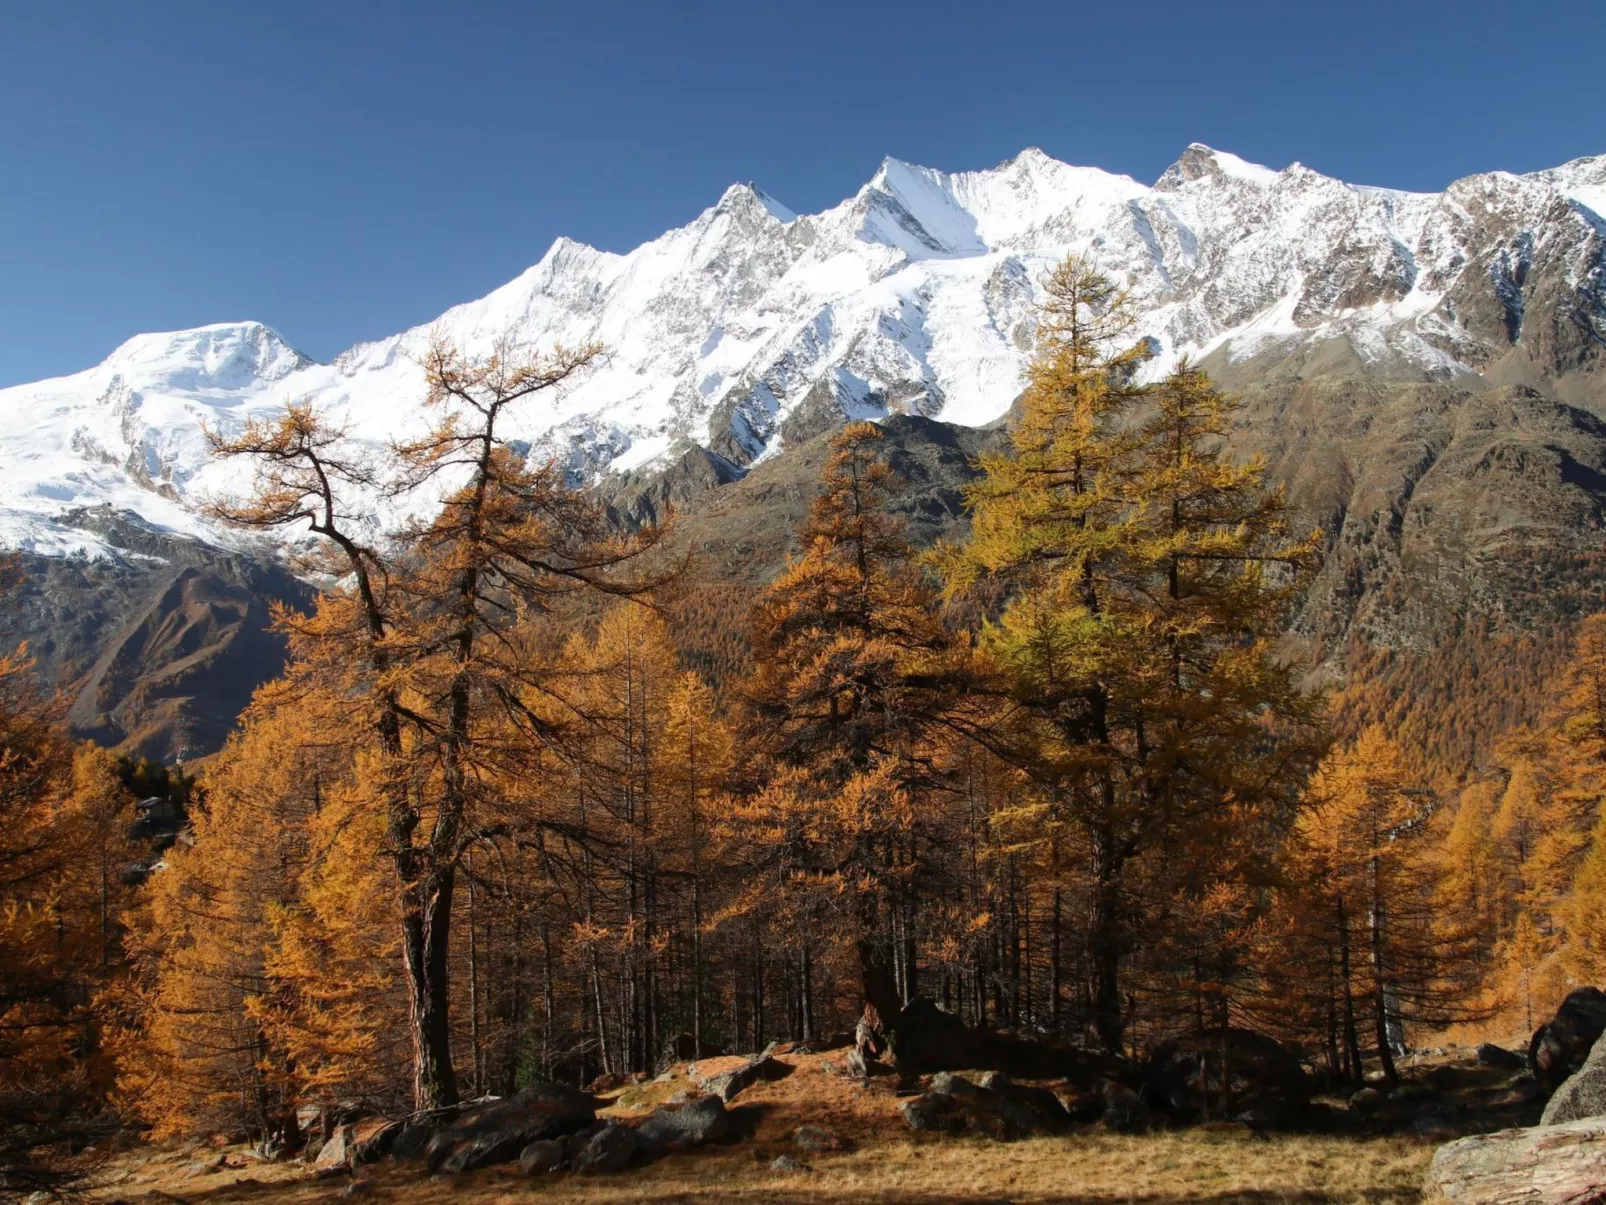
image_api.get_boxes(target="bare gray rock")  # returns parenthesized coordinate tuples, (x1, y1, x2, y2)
(1429, 1118, 1606, 1204)
(517, 1137, 568, 1175)
(571, 1123, 636, 1174)
(700, 1053, 790, 1102)
(1533, 989, 1606, 1097)
(311, 1126, 350, 1174)
(1542, 1030, 1606, 1124)
(1479, 1043, 1526, 1071)
(636, 1094, 730, 1153)
(423, 1084, 597, 1175)
(900, 1092, 963, 1133)
(793, 1124, 844, 1152)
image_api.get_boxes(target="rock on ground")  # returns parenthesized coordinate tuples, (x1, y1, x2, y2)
(422, 1084, 597, 1174)
(1144, 1027, 1310, 1123)
(1530, 987, 1606, 1095)
(900, 1092, 964, 1133)
(389, 1123, 435, 1160)
(699, 1053, 791, 1102)
(1479, 1043, 1527, 1071)
(1542, 1029, 1606, 1125)
(635, 1094, 731, 1153)
(517, 1137, 568, 1175)
(311, 1126, 350, 1174)
(1430, 1118, 1606, 1204)
(571, 1123, 636, 1174)
(345, 1117, 399, 1165)
(901, 1075, 1074, 1140)
(1100, 1081, 1154, 1134)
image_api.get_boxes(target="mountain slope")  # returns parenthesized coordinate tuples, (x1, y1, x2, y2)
(0, 142, 1602, 760)
(0, 144, 1601, 558)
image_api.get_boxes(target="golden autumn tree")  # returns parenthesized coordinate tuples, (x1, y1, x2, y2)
(545, 605, 681, 1074)
(940, 255, 1322, 1052)
(208, 336, 664, 1109)
(1561, 822, 1606, 987)
(658, 670, 734, 1059)
(1433, 780, 1504, 987)
(729, 420, 960, 1040)
(0, 634, 138, 1187)
(1287, 728, 1482, 1087)
(120, 693, 335, 1140)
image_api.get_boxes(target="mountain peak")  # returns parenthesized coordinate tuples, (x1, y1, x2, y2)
(103, 322, 310, 388)
(715, 181, 795, 223)
(1156, 144, 1279, 191)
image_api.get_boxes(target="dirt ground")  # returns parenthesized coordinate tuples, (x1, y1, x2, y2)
(73, 1043, 1536, 1205)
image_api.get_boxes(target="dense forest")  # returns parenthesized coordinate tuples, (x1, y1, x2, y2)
(6, 256, 1606, 1178)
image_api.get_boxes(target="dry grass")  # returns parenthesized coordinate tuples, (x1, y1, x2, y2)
(84, 1129, 1435, 1205)
(85, 1050, 1440, 1205)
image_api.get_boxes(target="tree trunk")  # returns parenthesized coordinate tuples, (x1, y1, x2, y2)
(1338, 893, 1364, 1087)
(1089, 851, 1124, 1053)
(1369, 858, 1399, 1088)
(401, 869, 458, 1109)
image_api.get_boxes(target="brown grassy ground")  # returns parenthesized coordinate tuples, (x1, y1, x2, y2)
(81, 1048, 1453, 1205)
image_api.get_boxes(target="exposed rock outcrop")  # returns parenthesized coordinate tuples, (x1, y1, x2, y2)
(1542, 1029, 1606, 1125)
(1530, 988, 1606, 1096)
(1429, 1118, 1606, 1204)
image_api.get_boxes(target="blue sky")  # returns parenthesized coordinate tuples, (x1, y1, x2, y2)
(0, 0, 1600, 387)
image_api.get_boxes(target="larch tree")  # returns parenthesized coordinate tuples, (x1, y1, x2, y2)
(120, 695, 332, 1141)
(0, 626, 140, 1188)
(731, 420, 959, 1043)
(940, 254, 1321, 1052)
(659, 670, 734, 1059)
(208, 336, 665, 1109)
(1289, 728, 1483, 1087)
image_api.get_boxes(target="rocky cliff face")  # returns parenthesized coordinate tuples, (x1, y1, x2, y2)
(0, 508, 311, 761)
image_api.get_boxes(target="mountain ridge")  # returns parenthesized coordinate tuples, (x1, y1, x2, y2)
(0, 142, 1603, 762)
(0, 142, 1600, 560)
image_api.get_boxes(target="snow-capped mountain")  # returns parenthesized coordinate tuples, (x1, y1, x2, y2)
(2, 143, 1602, 558)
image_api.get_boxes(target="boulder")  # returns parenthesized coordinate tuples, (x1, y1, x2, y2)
(886, 997, 1136, 1087)
(345, 1117, 400, 1165)
(1350, 1087, 1383, 1113)
(1479, 1043, 1527, 1072)
(1144, 1027, 1309, 1123)
(1429, 1118, 1606, 1204)
(902, 1077, 1070, 1139)
(571, 1123, 636, 1174)
(930, 1071, 981, 1098)
(1530, 987, 1606, 1095)
(1100, 1081, 1154, 1134)
(992, 1081, 1073, 1135)
(390, 1123, 435, 1160)
(900, 1091, 964, 1133)
(1056, 1087, 1104, 1123)
(311, 1125, 351, 1174)
(517, 1137, 568, 1175)
(423, 1084, 597, 1174)
(770, 1155, 809, 1172)
(1542, 1030, 1606, 1124)
(701, 1053, 791, 1102)
(636, 1094, 730, 1153)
